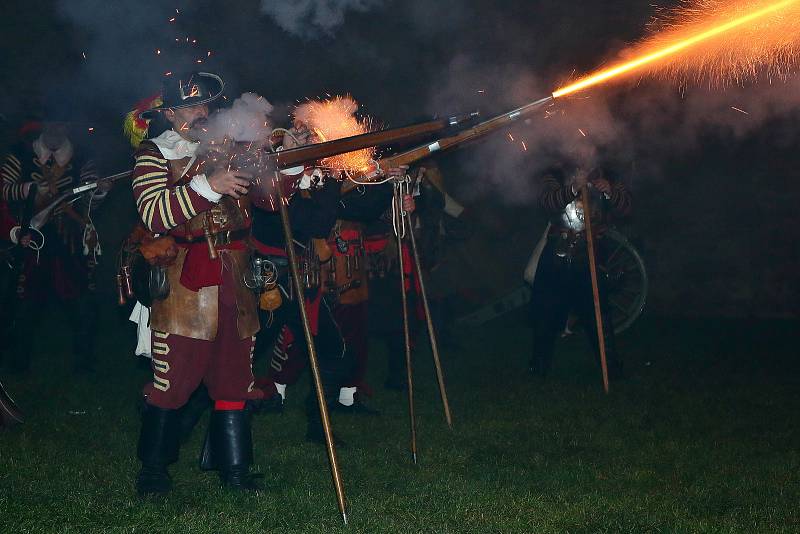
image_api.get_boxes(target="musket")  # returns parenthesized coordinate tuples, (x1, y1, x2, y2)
(211, 113, 479, 211)
(27, 170, 134, 233)
(342, 96, 554, 193)
(270, 112, 479, 169)
(69, 170, 133, 195)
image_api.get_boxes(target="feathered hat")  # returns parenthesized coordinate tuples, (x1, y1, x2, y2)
(123, 71, 225, 147)
(123, 93, 163, 148)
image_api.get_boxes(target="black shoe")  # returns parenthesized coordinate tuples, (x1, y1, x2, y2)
(336, 398, 380, 416)
(136, 465, 172, 497)
(221, 465, 263, 491)
(136, 404, 180, 497)
(199, 409, 261, 492)
(248, 394, 284, 415)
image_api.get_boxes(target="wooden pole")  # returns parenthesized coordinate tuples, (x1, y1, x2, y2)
(276, 180, 348, 524)
(404, 211, 453, 428)
(394, 187, 418, 464)
(581, 185, 610, 394)
(0, 380, 24, 429)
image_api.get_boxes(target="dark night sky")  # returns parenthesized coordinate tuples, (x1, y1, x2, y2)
(2, 0, 798, 317)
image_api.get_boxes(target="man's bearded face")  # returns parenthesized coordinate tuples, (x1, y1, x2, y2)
(166, 105, 209, 140)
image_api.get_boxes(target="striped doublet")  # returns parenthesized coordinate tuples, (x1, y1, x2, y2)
(0, 154, 25, 201)
(1, 149, 103, 216)
(132, 141, 212, 233)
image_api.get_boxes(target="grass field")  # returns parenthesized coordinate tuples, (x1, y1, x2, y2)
(1, 311, 799, 533)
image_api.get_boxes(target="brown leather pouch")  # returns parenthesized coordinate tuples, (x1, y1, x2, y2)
(119, 227, 179, 306)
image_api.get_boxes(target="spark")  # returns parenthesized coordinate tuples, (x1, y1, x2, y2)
(156, 49, 161, 55)
(521, 141, 528, 151)
(731, 106, 749, 114)
(553, 0, 800, 98)
(165, 71, 173, 76)
(169, 17, 176, 23)
(293, 95, 376, 172)
(507, 133, 515, 141)
(88, 127, 94, 133)
(578, 128, 587, 137)
(81, 52, 87, 59)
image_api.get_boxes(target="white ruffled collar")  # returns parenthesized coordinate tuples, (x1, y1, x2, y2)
(33, 136, 73, 167)
(150, 130, 200, 160)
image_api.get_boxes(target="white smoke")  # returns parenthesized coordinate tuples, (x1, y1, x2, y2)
(259, 0, 384, 35)
(202, 92, 274, 143)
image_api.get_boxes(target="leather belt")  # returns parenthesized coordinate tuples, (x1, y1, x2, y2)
(173, 229, 249, 247)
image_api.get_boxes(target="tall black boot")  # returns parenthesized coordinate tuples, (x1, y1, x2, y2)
(178, 385, 211, 443)
(199, 409, 261, 491)
(136, 404, 180, 497)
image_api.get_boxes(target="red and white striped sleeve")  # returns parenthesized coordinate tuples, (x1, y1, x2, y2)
(132, 141, 213, 233)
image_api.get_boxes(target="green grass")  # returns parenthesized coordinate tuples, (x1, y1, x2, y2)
(1, 312, 799, 533)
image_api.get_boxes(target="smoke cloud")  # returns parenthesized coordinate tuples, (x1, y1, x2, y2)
(259, 0, 385, 35)
(201, 92, 274, 143)
(424, 47, 800, 206)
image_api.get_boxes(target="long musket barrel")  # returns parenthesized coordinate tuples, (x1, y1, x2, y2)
(271, 112, 479, 169)
(342, 96, 553, 193)
(70, 170, 133, 195)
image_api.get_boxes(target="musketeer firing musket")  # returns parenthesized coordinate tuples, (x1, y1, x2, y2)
(124, 72, 457, 523)
(126, 71, 268, 498)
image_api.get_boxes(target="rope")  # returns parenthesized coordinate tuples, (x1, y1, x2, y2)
(391, 174, 411, 239)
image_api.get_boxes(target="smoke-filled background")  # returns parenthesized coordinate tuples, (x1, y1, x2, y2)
(1, 0, 798, 318)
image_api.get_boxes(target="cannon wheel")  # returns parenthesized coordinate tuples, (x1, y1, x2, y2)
(600, 229, 647, 334)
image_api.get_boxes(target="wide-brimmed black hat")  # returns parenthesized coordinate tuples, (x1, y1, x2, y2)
(140, 71, 224, 119)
